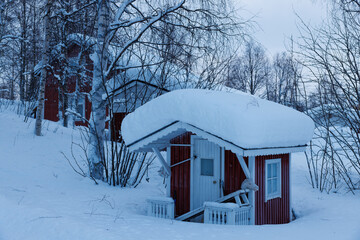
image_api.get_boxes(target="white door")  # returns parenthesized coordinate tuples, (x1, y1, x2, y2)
(192, 138, 221, 210)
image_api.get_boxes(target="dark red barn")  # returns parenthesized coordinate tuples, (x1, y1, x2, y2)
(121, 89, 314, 225)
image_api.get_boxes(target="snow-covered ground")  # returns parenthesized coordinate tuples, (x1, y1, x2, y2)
(0, 109, 359, 240)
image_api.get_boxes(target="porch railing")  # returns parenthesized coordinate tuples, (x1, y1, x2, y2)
(147, 197, 174, 219)
(204, 202, 251, 225)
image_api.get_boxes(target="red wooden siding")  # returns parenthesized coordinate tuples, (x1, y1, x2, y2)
(110, 112, 127, 141)
(170, 132, 193, 217)
(45, 42, 93, 124)
(44, 74, 59, 122)
(255, 154, 290, 225)
(67, 44, 80, 58)
(224, 151, 248, 196)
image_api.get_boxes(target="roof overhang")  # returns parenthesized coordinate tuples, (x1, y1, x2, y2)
(126, 121, 307, 156)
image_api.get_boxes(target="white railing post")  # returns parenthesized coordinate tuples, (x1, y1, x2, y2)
(204, 202, 251, 225)
(227, 211, 235, 225)
(167, 200, 174, 219)
(146, 197, 174, 219)
(147, 201, 153, 217)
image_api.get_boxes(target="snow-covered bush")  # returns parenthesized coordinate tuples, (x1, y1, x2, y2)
(64, 127, 154, 187)
(0, 98, 37, 122)
(103, 138, 156, 187)
(299, 1, 360, 194)
(305, 116, 360, 193)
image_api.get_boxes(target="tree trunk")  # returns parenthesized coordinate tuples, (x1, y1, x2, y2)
(35, 0, 51, 136)
(19, 0, 27, 101)
(88, 0, 109, 180)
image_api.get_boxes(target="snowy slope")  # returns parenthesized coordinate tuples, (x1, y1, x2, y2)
(0, 109, 359, 240)
(122, 89, 314, 149)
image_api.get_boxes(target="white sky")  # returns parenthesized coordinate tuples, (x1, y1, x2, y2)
(236, 0, 328, 55)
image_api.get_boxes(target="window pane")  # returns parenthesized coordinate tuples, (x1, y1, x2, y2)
(76, 104, 84, 117)
(267, 179, 272, 194)
(201, 158, 214, 176)
(272, 179, 277, 193)
(267, 164, 272, 178)
(272, 163, 278, 178)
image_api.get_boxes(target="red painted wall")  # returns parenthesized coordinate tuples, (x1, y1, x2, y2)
(224, 151, 248, 196)
(255, 154, 290, 225)
(110, 112, 127, 141)
(170, 132, 193, 217)
(44, 73, 59, 122)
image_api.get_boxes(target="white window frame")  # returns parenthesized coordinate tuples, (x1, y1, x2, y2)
(265, 158, 281, 202)
(76, 96, 85, 121)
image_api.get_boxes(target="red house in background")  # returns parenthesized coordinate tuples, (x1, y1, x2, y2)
(121, 89, 315, 225)
(43, 34, 168, 139)
(44, 38, 93, 126)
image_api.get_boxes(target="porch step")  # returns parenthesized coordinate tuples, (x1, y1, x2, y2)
(175, 189, 249, 221)
(175, 206, 205, 221)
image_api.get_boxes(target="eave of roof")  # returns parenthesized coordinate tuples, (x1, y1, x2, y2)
(109, 79, 169, 99)
(126, 121, 307, 156)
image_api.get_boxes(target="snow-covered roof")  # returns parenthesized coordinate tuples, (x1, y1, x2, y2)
(67, 33, 96, 46)
(122, 89, 314, 154)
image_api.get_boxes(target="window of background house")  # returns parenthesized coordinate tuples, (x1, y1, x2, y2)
(76, 96, 85, 120)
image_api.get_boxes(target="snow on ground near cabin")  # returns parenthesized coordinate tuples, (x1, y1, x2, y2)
(0, 109, 359, 240)
(122, 89, 314, 149)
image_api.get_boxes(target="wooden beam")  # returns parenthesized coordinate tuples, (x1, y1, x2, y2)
(240, 193, 249, 205)
(235, 196, 242, 206)
(170, 144, 192, 147)
(152, 148, 171, 176)
(236, 154, 251, 179)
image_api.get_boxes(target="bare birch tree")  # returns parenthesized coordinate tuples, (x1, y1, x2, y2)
(87, 0, 109, 180)
(266, 51, 303, 110)
(88, 0, 246, 180)
(35, 0, 51, 136)
(225, 39, 270, 95)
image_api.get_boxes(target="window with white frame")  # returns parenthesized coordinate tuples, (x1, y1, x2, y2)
(76, 96, 85, 120)
(265, 158, 281, 201)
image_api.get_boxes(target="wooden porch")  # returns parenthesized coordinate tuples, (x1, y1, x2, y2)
(147, 189, 252, 225)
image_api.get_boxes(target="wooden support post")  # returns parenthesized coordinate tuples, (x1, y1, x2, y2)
(236, 154, 251, 178)
(166, 146, 171, 197)
(236, 154, 256, 225)
(289, 153, 292, 221)
(248, 156, 255, 225)
(152, 148, 171, 176)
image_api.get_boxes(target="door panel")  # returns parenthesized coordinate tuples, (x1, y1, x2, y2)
(192, 139, 221, 210)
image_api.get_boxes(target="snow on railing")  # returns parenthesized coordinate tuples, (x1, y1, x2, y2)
(147, 197, 174, 219)
(204, 202, 251, 225)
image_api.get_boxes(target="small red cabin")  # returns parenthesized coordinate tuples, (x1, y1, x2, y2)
(121, 89, 314, 225)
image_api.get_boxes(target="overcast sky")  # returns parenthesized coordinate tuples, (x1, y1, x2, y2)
(236, 0, 328, 55)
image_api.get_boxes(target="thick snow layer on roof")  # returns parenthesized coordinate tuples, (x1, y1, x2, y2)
(121, 89, 314, 149)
